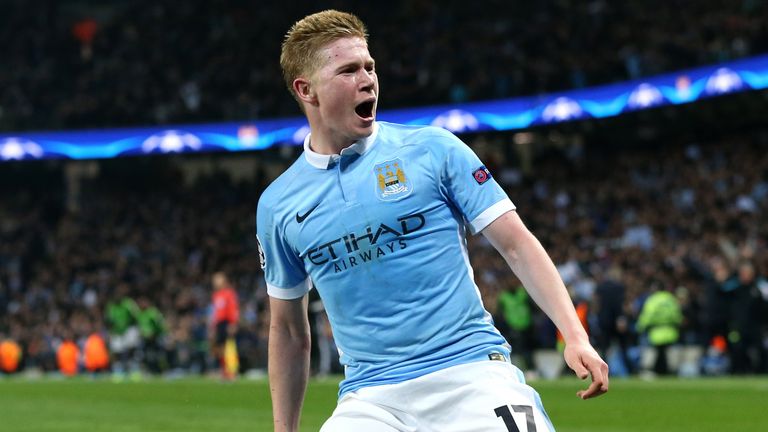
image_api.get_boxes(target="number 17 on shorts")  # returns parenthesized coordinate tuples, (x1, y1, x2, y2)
(494, 404, 537, 432)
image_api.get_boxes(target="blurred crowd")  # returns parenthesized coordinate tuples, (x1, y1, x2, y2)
(1, 126, 767, 377)
(2, 0, 768, 131)
(0, 160, 271, 377)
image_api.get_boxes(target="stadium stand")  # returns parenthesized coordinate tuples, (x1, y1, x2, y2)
(1, 0, 767, 130)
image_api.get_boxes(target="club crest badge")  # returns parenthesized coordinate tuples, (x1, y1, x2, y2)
(374, 158, 413, 201)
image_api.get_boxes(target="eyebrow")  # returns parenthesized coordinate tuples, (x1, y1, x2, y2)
(335, 58, 375, 73)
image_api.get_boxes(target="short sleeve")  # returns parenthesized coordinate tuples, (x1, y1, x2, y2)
(434, 128, 516, 234)
(256, 198, 311, 299)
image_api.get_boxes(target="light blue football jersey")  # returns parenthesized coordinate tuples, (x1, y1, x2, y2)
(257, 121, 516, 398)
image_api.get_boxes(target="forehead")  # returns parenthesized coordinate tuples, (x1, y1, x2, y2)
(317, 36, 372, 66)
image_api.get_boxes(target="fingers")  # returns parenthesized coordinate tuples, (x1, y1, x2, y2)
(572, 362, 590, 380)
(591, 357, 610, 391)
(576, 381, 604, 400)
(564, 343, 610, 400)
(576, 379, 607, 400)
(577, 357, 610, 400)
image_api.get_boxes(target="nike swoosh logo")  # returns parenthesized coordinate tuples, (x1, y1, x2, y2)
(296, 203, 320, 223)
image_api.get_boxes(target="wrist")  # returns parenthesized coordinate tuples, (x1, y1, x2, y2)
(273, 416, 299, 432)
(561, 325, 589, 346)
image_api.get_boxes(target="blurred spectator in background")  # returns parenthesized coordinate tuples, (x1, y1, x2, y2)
(0, 336, 22, 374)
(723, 261, 767, 374)
(209, 271, 239, 380)
(56, 334, 80, 377)
(137, 296, 167, 374)
(105, 284, 141, 380)
(83, 329, 110, 375)
(71, 17, 98, 61)
(594, 265, 635, 375)
(496, 281, 535, 372)
(637, 281, 683, 375)
(690, 257, 731, 352)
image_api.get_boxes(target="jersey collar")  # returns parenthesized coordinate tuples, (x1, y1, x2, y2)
(303, 122, 379, 170)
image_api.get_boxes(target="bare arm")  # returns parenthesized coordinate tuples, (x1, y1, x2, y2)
(482, 210, 609, 399)
(269, 295, 311, 431)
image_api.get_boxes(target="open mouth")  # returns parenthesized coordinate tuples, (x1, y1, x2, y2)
(355, 100, 375, 119)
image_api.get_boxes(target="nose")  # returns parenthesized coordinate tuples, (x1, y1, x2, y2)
(358, 69, 375, 92)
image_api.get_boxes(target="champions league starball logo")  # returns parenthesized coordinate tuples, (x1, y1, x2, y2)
(627, 83, 664, 109)
(0, 137, 44, 160)
(541, 97, 583, 123)
(141, 130, 202, 154)
(705, 68, 744, 95)
(431, 109, 480, 133)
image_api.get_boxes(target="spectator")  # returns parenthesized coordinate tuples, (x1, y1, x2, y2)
(105, 284, 141, 380)
(0, 337, 22, 374)
(137, 296, 167, 374)
(83, 330, 110, 375)
(723, 261, 766, 373)
(637, 281, 683, 375)
(594, 265, 635, 375)
(56, 337, 80, 377)
(209, 271, 239, 380)
(496, 281, 535, 372)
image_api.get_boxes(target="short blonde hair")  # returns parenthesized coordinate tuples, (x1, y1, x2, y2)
(280, 10, 368, 102)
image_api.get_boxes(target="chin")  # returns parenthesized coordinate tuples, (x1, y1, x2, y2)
(352, 121, 375, 137)
(362, 116, 376, 128)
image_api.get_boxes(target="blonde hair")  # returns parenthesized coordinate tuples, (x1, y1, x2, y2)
(280, 10, 368, 103)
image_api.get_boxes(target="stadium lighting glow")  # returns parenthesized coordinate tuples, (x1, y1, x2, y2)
(1, 54, 767, 162)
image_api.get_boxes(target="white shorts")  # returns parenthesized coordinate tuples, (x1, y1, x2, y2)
(109, 326, 141, 354)
(320, 360, 555, 432)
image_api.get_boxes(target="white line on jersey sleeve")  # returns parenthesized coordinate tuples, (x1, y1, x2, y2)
(267, 277, 312, 299)
(468, 198, 516, 235)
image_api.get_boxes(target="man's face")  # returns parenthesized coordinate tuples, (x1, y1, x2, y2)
(309, 36, 378, 145)
(738, 264, 755, 284)
(212, 273, 226, 289)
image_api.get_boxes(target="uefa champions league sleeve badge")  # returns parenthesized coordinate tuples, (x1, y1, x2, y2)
(374, 158, 413, 201)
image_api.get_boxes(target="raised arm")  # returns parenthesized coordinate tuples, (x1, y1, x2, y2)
(482, 210, 609, 399)
(269, 295, 312, 431)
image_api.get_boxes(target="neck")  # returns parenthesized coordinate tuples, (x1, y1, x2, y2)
(306, 124, 356, 155)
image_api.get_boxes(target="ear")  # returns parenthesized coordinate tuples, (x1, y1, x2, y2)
(293, 77, 317, 105)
